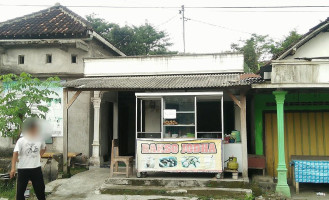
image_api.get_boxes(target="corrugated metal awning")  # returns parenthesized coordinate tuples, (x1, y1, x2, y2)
(62, 73, 263, 90)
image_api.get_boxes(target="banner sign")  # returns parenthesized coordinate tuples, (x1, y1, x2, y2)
(136, 139, 223, 173)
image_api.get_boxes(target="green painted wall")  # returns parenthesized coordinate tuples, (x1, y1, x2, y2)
(254, 92, 329, 155)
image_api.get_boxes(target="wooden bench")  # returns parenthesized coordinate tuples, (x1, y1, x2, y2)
(42, 152, 80, 159)
(248, 154, 266, 176)
(42, 152, 81, 170)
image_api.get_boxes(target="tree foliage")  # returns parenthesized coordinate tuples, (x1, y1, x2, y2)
(269, 30, 303, 56)
(86, 14, 177, 56)
(231, 30, 302, 73)
(0, 73, 60, 138)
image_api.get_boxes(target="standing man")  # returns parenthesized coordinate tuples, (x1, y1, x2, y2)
(10, 118, 46, 200)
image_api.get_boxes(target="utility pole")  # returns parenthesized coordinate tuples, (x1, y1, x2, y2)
(180, 5, 186, 53)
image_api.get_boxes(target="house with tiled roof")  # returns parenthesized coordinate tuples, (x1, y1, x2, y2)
(0, 4, 124, 155)
(0, 3, 266, 184)
(59, 52, 266, 181)
(0, 3, 124, 76)
(252, 18, 329, 197)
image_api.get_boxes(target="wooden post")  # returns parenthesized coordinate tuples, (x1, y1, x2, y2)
(63, 88, 68, 174)
(240, 92, 248, 179)
(226, 89, 248, 179)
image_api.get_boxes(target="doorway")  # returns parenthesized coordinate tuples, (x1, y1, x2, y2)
(118, 92, 136, 156)
(100, 101, 113, 163)
(264, 111, 329, 178)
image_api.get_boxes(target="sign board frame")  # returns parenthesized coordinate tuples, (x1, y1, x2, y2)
(136, 139, 223, 173)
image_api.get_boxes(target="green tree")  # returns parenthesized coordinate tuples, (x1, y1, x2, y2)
(0, 73, 60, 138)
(270, 30, 302, 56)
(231, 31, 302, 72)
(242, 38, 258, 73)
(231, 34, 275, 72)
(86, 14, 177, 56)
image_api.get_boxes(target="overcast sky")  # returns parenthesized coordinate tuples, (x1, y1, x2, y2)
(0, 0, 329, 53)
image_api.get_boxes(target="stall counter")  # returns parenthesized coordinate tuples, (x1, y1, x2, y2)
(136, 139, 223, 176)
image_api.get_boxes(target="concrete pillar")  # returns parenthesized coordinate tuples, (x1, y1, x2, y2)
(90, 91, 102, 167)
(273, 90, 291, 197)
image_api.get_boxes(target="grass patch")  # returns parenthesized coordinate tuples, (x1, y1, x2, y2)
(101, 189, 168, 196)
(0, 180, 38, 200)
(0, 178, 16, 200)
(0, 189, 16, 200)
(0, 167, 88, 199)
(60, 166, 89, 178)
(70, 167, 88, 176)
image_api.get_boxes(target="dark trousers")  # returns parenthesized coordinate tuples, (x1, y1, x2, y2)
(16, 167, 45, 200)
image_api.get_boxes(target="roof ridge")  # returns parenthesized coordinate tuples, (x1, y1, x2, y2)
(85, 73, 246, 78)
(0, 4, 92, 30)
(56, 5, 92, 29)
(274, 17, 329, 60)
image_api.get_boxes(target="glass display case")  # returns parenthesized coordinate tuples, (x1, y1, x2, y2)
(163, 96, 195, 139)
(136, 92, 223, 140)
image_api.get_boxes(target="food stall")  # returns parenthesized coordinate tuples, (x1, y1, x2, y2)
(135, 92, 224, 178)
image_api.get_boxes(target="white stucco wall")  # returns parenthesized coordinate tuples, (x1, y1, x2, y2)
(0, 39, 114, 75)
(0, 137, 14, 149)
(1, 47, 83, 74)
(271, 31, 329, 84)
(285, 32, 329, 59)
(272, 62, 329, 84)
(84, 53, 244, 76)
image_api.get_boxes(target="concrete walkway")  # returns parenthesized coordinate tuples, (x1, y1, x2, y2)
(46, 168, 329, 200)
(46, 168, 197, 200)
(46, 168, 109, 200)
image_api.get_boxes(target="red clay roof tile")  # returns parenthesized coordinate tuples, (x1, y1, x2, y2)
(0, 5, 92, 39)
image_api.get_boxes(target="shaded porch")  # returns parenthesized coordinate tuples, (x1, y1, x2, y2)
(61, 73, 263, 179)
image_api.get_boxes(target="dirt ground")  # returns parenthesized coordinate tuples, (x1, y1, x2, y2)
(291, 183, 329, 200)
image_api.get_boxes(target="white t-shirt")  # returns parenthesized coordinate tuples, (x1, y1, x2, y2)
(13, 136, 46, 169)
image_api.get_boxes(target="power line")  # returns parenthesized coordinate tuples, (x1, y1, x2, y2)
(209, 10, 329, 13)
(156, 14, 178, 28)
(113, 34, 131, 46)
(187, 17, 253, 35)
(186, 5, 329, 9)
(2, 4, 329, 10)
(188, 17, 284, 40)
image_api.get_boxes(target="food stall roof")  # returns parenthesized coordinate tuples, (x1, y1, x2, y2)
(62, 73, 263, 90)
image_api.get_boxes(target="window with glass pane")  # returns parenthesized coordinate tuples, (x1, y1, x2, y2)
(196, 98, 222, 139)
(163, 96, 196, 138)
(136, 98, 161, 138)
(164, 96, 195, 111)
